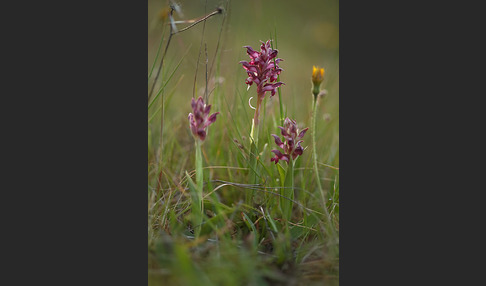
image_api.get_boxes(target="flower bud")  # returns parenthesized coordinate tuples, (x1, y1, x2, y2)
(311, 65, 325, 97)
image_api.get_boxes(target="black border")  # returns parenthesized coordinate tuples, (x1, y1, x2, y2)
(340, 1, 484, 285)
(6, 1, 148, 284)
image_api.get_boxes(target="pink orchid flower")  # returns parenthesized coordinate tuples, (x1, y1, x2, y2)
(271, 118, 308, 164)
(188, 96, 219, 141)
(240, 40, 284, 99)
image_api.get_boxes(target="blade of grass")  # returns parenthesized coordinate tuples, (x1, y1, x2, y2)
(148, 32, 165, 81)
(148, 44, 191, 110)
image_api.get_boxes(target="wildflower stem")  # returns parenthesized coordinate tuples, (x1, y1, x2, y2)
(252, 95, 264, 129)
(281, 157, 294, 221)
(311, 96, 337, 242)
(195, 140, 204, 198)
(247, 94, 263, 206)
(194, 140, 204, 237)
(247, 118, 259, 205)
(172, 7, 223, 35)
(312, 97, 324, 202)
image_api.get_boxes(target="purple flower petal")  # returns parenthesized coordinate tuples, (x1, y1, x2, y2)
(205, 112, 219, 127)
(204, 104, 211, 115)
(197, 129, 206, 141)
(271, 149, 286, 164)
(289, 124, 297, 136)
(263, 82, 284, 92)
(271, 134, 284, 149)
(191, 124, 198, 137)
(268, 49, 278, 60)
(244, 46, 259, 59)
(240, 61, 258, 74)
(287, 138, 294, 150)
(278, 126, 290, 138)
(293, 145, 303, 156)
(298, 128, 309, 139)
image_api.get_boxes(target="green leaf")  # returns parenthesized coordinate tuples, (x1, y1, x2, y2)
(185, 171, 202, 238)
(242, 212, 258, 249)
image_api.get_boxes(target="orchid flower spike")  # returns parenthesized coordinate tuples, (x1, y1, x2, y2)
(240, 40, 284, 99)
(271, 118, 309, 164)
(188, 96, 219, 141)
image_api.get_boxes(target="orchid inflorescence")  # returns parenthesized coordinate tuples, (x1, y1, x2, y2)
(240, 40, 284, 99)
(188, 96, 219, 141)
(240, 40, 284, 126)
(271, 118, 309, 164)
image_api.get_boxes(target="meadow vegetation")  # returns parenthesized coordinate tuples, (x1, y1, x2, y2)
(148, 1, 339, 285)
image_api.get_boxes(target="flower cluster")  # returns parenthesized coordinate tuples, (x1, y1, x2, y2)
(188, 96, 219, 141)
(240, 40, 284, 98)
(271, 118, 309, 164)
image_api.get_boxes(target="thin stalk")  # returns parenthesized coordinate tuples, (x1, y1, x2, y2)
(312, 97, 324, 201)
(252, 94, 264, 131)
(270, 34, 284, 126)
(247, 118, 259, 205)
(281, 157, 294, 221)
(248, 93, 263, 205)
(312, 96, 337, 242)
(152, 8, 175, 169)
(172, 7, 223, 35)
(208, 1, 229, 79)
(194, 140, 204, 237)
(195, 140, 204, 196)
(148, 8, 175, 101)
(273, 30, 285, 126)
(148, 32, 165, 81)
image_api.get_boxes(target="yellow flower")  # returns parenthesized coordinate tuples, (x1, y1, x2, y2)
(312, 66, 325, 86)
(312, 66, 325, 97)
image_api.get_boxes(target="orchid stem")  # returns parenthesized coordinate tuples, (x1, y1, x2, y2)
(311, 95, 336, 242)
(193, 140, 204, 237)
(281, 157, 294, 221)
(248, 96, 262, 206)
(312, 97, 324, 202)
